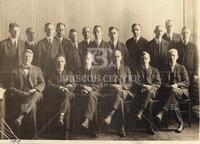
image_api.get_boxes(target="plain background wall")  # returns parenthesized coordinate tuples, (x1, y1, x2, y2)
(0, 0, 196, 43)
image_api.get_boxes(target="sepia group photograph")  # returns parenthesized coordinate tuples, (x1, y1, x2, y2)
(0, 0, 199, 143)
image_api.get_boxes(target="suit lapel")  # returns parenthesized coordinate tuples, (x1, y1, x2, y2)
(28, 65, 34, 87)
(146, 66, 152, 84)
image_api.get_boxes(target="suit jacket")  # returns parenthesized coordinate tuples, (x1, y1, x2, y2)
(108, 41, 131, 67)
(36, 38, 64, 74)
(75, 67, 101, 92)
(25, 41, 38, 65)
(9, 65, 45, 96)
(66, 42, 82, 74)
(47, 69, 75, 93)
(162, 33, 181, 48)
(134, 65, 161, 92)
(145, 39, 170, 70)
(161, 63, 190, 97)
(174, 41, 198, 75)
(104, 64, 132, 90)
(126, 37, 148, 70)
(0, 38, 25, 87)
(79, 40, 92, 63)
(54, 36, 71, 58)
(90, 40, 109, 69)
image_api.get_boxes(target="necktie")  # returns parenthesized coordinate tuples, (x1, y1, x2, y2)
(13, 41, 17, 48)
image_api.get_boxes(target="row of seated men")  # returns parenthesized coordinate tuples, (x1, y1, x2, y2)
(0, 20, 198, 139)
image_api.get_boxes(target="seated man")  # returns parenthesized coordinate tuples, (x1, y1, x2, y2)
(9, 49, 45, 137)
(74, 52, 101, 137)
(156, 49, 190, 133)
(47, 54, 75, 139)
(103, 50, 133, 137)
(134, 51, 161, 135)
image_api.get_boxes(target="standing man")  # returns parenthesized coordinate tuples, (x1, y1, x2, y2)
(66, 29, 82, 74)
(156, 49, 189, 133)
(36, 23, 64, 78)
(25, 27, 37, 65)
(126, 23, 148, 70)
(0, 23, 25, 88)
(146, 25, 170, 70)
(47, 54, 75, 139)
(174, 27, 198, 79)
(162, 19, 181, 48)
(90, 25, 109, 70)
(79, 27, 92, 62)
(55, 23, 71, 59)
(9, 49, 45, 137)
(108, 26, 131, 67)
(134, 52, 161, 135)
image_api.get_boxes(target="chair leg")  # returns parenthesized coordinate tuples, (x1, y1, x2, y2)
(188, 101, 192, 127)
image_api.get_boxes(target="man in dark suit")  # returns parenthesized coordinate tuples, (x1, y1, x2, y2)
(146, 25, 170, 70)
(108, 26, 131, 67)
(126, 23, 148, 70)
(0, 23, 25, 88)
(162, 19, 181, 48)
(9, 49, 45, 137)
(66, 29, 82, 74)
(174, 27, 198, 78)
(47, 54, 75, 139)
(103, 50, 132, 137)
(55, 23, 71, 59)
(156, 49, 189, 133)
(25, 27, 37, 65)
(134, 52, 161, 135)
(36, 23, 64, 77)
(79, 27, 92, 62)
(76, 52, 101, 137)
(90, 25, 109, 70)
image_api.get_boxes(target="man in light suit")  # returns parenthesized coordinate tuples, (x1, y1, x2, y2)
(108, 26, 131, 67)
(126, 23, 148, 70)
(79, 27, 93, 63)
(162, 19, 181, 48)
(36, 23, 64, 78)
(134, 52, 161, 135)
(9, 49, 45, 137)
(25, 27, 37, 65)
(145, 25, 170, 70)
(0, 23, 25, 88)
(55, 23, 71, 59)
(156, 49, 189, 133)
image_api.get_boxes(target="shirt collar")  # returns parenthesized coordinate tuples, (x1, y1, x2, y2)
(133, 36, 140, 42)
(154, 37, 162, 44)
(56, 36, 63, 42)
(46, 37, 53, 43)
(181, 38, 189, 45)
(10, 37, 18, 45)
(26, 40, 35, 46)
(84, 39, 90, 44)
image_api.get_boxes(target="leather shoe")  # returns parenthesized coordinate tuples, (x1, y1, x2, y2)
(155, 111, 163, 123)
(175, 121, 184, 133)
(146, 125, 155, 135)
